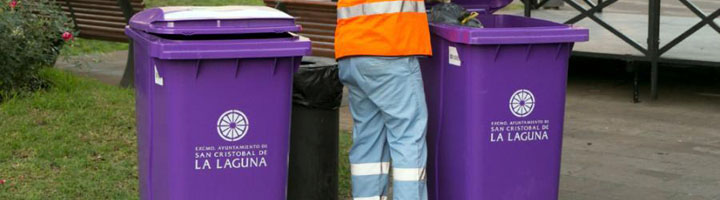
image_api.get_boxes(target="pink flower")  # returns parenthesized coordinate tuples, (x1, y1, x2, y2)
(0, 179, 5, 185)
(9, 0, 17, 9)
(62, 31, 73, 41)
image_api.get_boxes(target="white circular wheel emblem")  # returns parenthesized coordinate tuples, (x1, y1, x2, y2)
(217, 110, 249, 142)
(509, 89, 535, 118)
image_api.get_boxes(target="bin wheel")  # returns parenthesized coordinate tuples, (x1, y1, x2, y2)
(217, 110, 249, 142)
(509, 89, 535, 117)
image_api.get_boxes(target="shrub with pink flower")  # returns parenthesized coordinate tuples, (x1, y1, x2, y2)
(1, 0, 75, 97)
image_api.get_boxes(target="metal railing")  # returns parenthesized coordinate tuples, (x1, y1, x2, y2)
(523, 0, 720, 101)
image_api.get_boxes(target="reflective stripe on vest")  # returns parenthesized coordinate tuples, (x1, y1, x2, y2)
(337, 1, 426, 19)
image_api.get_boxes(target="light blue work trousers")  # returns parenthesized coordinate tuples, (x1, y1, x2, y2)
(338, 56, 428, 200)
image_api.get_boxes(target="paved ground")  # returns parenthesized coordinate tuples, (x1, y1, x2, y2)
(57, 51, 720, 200)
(55, 51, 130, 85)
(553, 60, 720, 199)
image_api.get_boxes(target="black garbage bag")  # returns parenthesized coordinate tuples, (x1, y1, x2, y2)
(292, 56, 344, 110)
(429, 3, 483, 28)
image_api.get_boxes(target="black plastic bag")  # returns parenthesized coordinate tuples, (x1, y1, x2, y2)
(429, 3, 483, 28)
(292, 56, 344, 110)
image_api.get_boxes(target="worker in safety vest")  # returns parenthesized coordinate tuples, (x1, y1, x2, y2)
(335, 0, 432, 198)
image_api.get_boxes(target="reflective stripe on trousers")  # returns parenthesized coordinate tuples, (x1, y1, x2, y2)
(339, 56, 428, 200)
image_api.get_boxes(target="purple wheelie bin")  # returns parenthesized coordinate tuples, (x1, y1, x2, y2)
(125, 6, 311, 200)
(420, 1, 589, 199)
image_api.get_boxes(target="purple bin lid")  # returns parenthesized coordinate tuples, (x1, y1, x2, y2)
(128, 6, 301, 35)
(428, 0, 512, 14)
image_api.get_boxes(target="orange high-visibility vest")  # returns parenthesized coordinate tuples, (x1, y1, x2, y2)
(335, 0, 432, 59)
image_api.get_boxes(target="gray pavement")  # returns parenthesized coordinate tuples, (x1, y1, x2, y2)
(56, 51, 720, 200)
(556, 65, 720, 199)
(55, 51, 129, 85)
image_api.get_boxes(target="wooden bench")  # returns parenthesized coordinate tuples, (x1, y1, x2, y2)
(55, 0, 145, 87)
(265, 0, 337, 58)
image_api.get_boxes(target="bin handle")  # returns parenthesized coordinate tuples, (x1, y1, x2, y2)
(525, 44, 533, 61)
(273, 58, 280, 75)
(194, 60, 202, 79)
(554, 43, 564, 60)
(235, 59, 242, 78)
(433, 58, 446, 200)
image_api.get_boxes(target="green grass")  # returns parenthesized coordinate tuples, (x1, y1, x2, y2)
(339, 131, 352, 199)
(0, 69, 136, 199)
(61, 38, 130, 57)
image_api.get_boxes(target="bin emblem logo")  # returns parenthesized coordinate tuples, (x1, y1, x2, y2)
(509, 89, 535, 118)
(217, 110, 249, 142)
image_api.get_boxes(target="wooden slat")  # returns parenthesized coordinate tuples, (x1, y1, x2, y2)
(300, 31, 335, 38)
(75, 0, 143, 3)
(289, 11, 337, 19)
(284, 4, 336, 10)
(284, 6, 336, 14)
(59, 3, 121, 12)
(59, 0, 121, 6)
(312, 41, 334, 50)
(60, 6, 124, 17)
(75, 18, 127, 29)
(300, 33, 335, 43)
(287, 10, 336, 19)
(265, 3, 337, 14)
(77, 24, 124, 33)
(285, 5, 336, 12)
(264, 0, 337, 8)
(56, 0, 144, 10)
(311, 48, 335, 58)
(286, 8, 336, 14)
(297, 17, 337, 24)
(301, 28, 334, 36)
(78, 30, 126, 40)
(71, 12, 127, 23)
(56, 4, 142, 14)
(296, 21, 336, 31)
(79, 29, 128, 42)
(56, 0, 120, 8)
